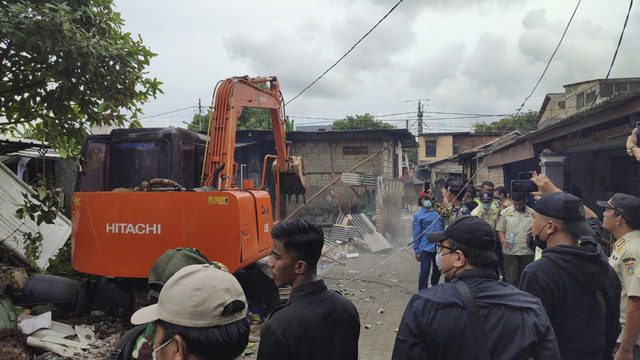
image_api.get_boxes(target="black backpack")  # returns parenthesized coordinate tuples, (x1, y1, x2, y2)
(108, 324, 148, 360)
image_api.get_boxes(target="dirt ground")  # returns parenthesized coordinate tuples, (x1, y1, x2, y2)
(318, 210, 420, 360)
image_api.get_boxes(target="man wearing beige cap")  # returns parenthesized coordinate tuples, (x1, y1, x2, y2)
(131, 263, 249, 360)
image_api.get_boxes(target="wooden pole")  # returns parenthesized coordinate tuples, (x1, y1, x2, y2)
(285, 147, 388, 220)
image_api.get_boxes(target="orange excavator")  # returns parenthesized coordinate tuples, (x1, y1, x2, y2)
(71, 76, 305, 309)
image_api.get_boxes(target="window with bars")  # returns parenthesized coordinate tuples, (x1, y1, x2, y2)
(343, 146, 369, 155)
(425, 141, 437, 157)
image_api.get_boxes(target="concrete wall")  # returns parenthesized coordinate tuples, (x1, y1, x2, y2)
(284, 139, 394, 224)
(419, 135, 453, 163)
(475, 163, 504, 187)
(419, 134, 501, 164)
(539, 99, 568, 125)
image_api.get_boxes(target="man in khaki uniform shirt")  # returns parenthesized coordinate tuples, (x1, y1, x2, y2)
(496, 192, 534, 287)
(471, 190, 500, 229)
(600, 193, 640, 360)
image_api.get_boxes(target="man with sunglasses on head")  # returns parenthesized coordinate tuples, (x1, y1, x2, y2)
(392, 215, 559, 360)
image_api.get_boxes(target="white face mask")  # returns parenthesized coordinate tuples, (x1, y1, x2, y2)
(435, 253, 442, 271)
(423, 200, 432, 209)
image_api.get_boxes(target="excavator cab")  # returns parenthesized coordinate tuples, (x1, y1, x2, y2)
(72, 76, 305, 279)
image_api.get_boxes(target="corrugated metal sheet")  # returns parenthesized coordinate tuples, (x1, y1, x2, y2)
(328, 214, 391, 252)
(350, 214, 392, 252)
(376, 179, 404, 237)
(329, 224, 362, 245)
(340, 172, 376, 186)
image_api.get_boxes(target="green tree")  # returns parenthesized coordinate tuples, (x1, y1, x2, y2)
(0, 0, 162, 159)
(185, 107, 274, 132)
(332, 113, 396, 130)
(472, 110, 538, 133)
(186, 82, 275, 131)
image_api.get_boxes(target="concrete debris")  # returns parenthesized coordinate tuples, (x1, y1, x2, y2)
(75, 325, 96, 345)
(346, 253, 359, 258)
(40, 335, 89, 351)
(19, 311, 51, 335)
(27, 336, 76, 357)
(14, 312, 110, 358)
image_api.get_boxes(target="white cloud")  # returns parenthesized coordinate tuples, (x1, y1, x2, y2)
(112, 0, 639, 131)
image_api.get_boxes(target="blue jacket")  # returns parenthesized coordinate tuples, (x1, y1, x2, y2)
(392, 269, 560, 360)
(412, 208, 443, 254)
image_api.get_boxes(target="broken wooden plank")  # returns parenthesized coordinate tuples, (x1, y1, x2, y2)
(26, 336, 75, 357)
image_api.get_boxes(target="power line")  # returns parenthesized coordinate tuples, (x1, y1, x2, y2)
(285, 0, 405, 105)
(339, 0, 584, 287)
(522, 0, 582, 106)
(569, 0, 633, 192)
(137, 106, 199, 120)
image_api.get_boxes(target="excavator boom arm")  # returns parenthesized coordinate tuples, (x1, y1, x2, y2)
(203, 76, 298, 190)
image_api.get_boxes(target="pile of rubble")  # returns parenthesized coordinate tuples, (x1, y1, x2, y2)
(321, 213, 393, 264)
(0, 267, 132, 359)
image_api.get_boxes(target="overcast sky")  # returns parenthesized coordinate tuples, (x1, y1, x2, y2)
(114, 0, 638, 133)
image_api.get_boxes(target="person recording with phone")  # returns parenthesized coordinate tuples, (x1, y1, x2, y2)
(626, 127, 640, 162)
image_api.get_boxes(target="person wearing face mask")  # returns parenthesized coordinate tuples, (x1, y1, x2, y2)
(519, 192, 621, 360)
(496, 191, 534, 287)
(471, 190, 500, 229)
(413, 192, 445, 291)
(472, 190, 503, 279)
(393, 215, 560, 360)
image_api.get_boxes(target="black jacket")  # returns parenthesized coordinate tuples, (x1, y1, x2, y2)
(257, 279, 360, 360)
(520, 237, 621, 360)
(392, 268, 560, 360)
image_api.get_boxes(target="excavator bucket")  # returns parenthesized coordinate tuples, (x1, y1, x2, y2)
(273, 156, 306, 195)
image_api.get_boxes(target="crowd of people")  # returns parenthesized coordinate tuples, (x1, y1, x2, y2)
(107, 129, 640, 360)
(407, 167, 640, 359)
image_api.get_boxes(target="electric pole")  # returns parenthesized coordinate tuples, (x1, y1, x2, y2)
(417, 100, 424, 135)
(198, 98, 202, 131)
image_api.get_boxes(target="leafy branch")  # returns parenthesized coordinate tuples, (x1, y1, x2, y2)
(14, 178, 61, 270)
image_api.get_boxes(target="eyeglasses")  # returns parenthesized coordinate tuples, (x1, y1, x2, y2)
(436, 243, 455, 254)
(152, 337, 174, 360)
